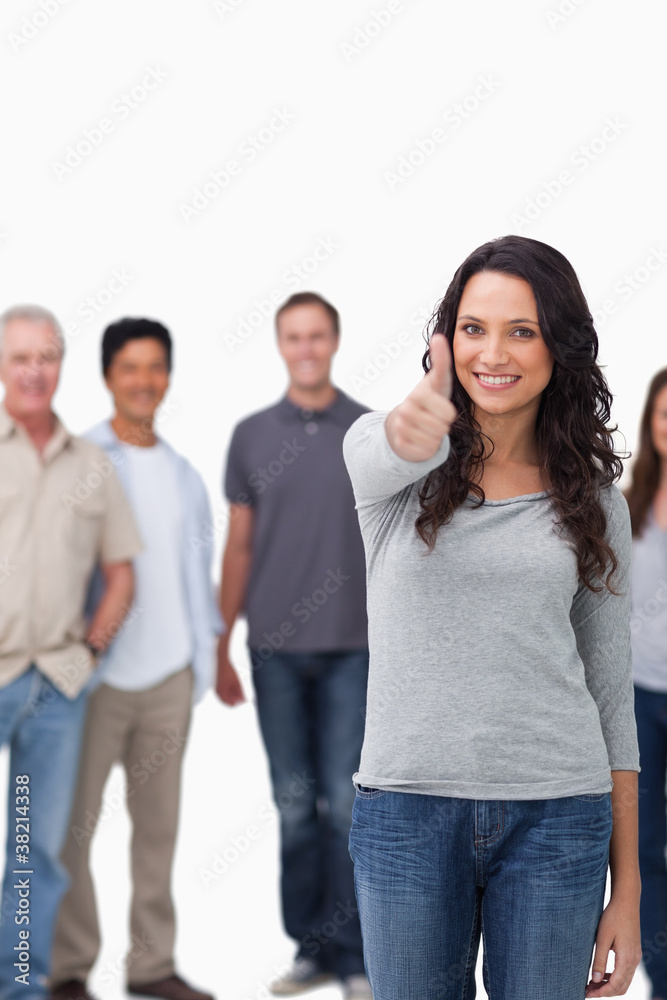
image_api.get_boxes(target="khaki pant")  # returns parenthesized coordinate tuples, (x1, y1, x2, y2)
(52, 667, 193, 985)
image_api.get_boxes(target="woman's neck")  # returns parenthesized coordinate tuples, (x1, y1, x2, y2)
(471, 410, 547, 498)
(474, 409, 539, 468)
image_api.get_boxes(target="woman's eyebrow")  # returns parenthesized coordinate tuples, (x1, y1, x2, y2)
(457, 314, 539, 324)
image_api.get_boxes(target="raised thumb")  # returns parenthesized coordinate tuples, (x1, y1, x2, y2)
(427, 333, 452, 398)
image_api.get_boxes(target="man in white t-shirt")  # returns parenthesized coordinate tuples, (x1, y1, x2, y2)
(51, 319, 222, 1000)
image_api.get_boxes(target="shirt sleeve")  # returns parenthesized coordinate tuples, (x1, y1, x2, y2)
(99, 466, 143, 564)
(343, 410, 451, 508)
(224, 424, 253, 506)
(570, 485, 640, 772)
(192, 469, 225, 637)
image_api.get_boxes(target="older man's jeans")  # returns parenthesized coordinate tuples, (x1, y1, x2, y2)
(350, 788, 612, 1000)
(0, 667, 87, 1000)
(250, 648, 368, 980)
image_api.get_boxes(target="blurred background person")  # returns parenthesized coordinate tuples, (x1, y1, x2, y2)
(0, 305, 140, 1000)
(625, 367, 667, 1000)
(52, 319, 221, 1000)
(216, 293, 371, 999)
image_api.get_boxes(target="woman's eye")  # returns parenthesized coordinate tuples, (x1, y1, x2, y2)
(463, 324, 482, 335)
(512, 328, 535, 339)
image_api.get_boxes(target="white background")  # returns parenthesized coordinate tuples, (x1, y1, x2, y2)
(1, 0, 666, 996)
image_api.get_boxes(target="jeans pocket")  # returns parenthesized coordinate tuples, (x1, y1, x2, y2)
(355, 784, 388, 799)
(572, 792, 609, 802)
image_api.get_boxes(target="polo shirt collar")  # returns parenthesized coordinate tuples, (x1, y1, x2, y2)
(276, 389, 350, 427)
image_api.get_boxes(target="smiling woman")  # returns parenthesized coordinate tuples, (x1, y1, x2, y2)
(454, 270, 552, 401)
(343, 235, 642, 1000)
(415, 236, 621, 591)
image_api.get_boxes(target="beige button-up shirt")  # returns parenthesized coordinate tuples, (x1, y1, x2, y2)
(0, 404, 142, 698)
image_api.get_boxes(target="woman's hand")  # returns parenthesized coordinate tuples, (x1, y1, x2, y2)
(385, 333, 458, 462)
(584, 891, 642, 997)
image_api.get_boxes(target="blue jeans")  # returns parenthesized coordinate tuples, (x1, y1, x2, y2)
(250, 648, 369, 980)
(635, 684, 667, 996)
(349, 788, 612, 1000)
(0, 667, 87, 1000)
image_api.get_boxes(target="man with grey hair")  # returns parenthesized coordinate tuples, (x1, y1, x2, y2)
(0, 305, 141, 1000)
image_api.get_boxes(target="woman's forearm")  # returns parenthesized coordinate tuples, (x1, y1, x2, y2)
(608, 770, 641, 898)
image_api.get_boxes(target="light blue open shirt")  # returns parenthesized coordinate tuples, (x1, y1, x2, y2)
(84, 420, 224, 702)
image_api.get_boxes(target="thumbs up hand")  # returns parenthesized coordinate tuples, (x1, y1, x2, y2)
(426, 330, 453, 399)
(385, 333, 457, 462)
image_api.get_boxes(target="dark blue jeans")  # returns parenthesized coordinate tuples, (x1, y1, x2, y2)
(250, 648, 369, 980)
(635, 684, 667, 997)
(349, 788, 612, 1000)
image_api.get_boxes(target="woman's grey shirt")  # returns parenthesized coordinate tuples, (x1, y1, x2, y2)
(343, 411, 640, 799)
(631, 509, 667, 692)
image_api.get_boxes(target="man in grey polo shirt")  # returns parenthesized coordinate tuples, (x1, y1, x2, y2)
(216, 293, 371, 1000)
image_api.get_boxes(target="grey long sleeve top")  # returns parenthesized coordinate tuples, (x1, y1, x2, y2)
(343, 411, 640, 799)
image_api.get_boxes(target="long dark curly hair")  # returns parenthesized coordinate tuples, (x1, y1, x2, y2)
(625, 368, 667, 536)
(416, 235, 624, 593)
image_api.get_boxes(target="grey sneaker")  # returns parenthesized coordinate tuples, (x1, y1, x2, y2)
(341, 975, 373, 1000)
(269, 959, 334, 996)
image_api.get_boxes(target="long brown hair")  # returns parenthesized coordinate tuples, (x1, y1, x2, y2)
(625, 367, 667, 536)
(416, 236, 624, 593)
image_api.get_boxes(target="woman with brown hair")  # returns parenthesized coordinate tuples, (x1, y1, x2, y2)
(625, 367, 667, 1000)
(343, 235, 641, 998)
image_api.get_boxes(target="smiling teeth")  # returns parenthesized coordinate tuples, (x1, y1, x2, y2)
(476, 374, 520, 385)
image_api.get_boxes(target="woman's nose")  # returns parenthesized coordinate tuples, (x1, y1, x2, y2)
(478, 335, 510, 367)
